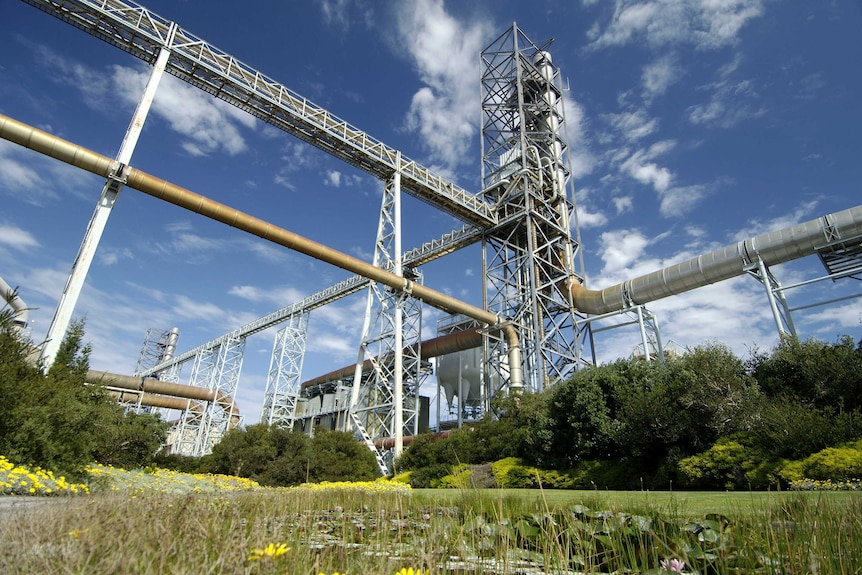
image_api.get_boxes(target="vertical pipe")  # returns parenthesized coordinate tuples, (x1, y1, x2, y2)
(393, 153, 404, 458)
(39, 38, 174, 368)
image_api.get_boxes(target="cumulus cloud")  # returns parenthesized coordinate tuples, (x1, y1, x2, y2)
(396, 0, 492, 171)
(587, 0, 767, 52)
(618, 140, 676, 193)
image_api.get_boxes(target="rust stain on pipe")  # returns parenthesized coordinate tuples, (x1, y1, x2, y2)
(87, 370, 216, 401)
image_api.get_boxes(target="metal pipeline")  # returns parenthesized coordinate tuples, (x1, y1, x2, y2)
(106, 389, 200, 412)
(0, 113, 524, 392)
(301, 328, 483, 390)
(570, 205, 862, 315)
(1, 275, 29, 329)
(86, 370, 217, 401)
(104, 389, 241, 428)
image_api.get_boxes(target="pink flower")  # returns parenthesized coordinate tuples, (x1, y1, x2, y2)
(661, 558, 685, 573)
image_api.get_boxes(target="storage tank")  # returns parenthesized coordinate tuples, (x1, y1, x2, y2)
(436, 347, 484, 409)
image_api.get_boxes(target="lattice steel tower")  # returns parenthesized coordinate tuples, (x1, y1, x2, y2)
(481, 25, 593, 397)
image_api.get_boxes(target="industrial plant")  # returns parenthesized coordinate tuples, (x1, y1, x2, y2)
(3, 0, 860, 476)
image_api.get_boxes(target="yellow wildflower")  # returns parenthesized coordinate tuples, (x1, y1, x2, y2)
(247, 543, 290, 561)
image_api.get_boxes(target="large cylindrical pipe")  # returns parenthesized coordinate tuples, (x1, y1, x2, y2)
(0, 275, 29, 329)
(106, 389, 199, 412)
(570, 205, 862, 315)
(86, 370, 217, 402)
(106, 389, 241, 428)
(301, 328, 483, 391)
(0, 114, 524, 392)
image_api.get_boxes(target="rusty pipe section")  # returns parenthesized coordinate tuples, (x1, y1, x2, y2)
(106, 389, 200, 412)
(570, 204, 862, 315)
(0, 275, 29, 329)
(106, 389, 241, 428)
(0, 114, 523, 391)
(86, 370, 217, 402)
(301, 328, 483, 390)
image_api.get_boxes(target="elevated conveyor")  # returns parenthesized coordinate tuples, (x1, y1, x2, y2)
(21, 0, 496, 228)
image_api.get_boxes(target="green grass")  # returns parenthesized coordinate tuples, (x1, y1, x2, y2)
(2, 465, 861, 574)
(416, 488, 860, 519)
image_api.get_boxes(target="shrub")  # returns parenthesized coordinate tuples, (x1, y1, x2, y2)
(677, 437, 783, 490)
(792, 441, 862, 482)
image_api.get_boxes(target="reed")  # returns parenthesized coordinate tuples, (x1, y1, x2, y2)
(1, 461, 860, 574)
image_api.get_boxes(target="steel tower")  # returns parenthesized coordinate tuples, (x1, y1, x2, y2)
(480, 25, 593, 398)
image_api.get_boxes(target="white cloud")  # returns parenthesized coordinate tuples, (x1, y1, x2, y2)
(588, 0, 766, 51)
(687, 77, 766, 128)
(658, 184, 708, 217)
(317, 0, 373, 31)
(597, 228, 651, 273)
(642, 53, 680, 101)
(728, 201, 819, 241)
(0, 224, 40, 250)
(35, 47, 255, 158)
(564, 95, 596, 179)
(613, 196, 634, 214)
(576, 205, 609, 229)
(323, 169, 362, 188)
(0, 140, 94, 205)
(396, 0, 492, 171)
(325, 170, 342, 187)
(621, 154, 672, 192)
(603, 108, 659, 143)
(228, 284, 307, 307)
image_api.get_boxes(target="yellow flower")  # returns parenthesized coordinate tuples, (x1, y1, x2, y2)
(247, 543, 290, 561)
(394, 569, 429, 575)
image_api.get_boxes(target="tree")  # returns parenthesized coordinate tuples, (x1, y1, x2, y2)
(749, 335, 862, 411)
(0, 315, 167, 476)
(307, 430, 380, 482)
(199, 423, 301, 479)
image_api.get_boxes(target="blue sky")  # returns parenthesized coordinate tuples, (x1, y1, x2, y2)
(2, 0, 861, 425)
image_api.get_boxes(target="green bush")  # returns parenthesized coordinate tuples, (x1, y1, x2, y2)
(796, 441, 862, 482)
(677, 437, 783, 490)
(436, 464, 472, 488)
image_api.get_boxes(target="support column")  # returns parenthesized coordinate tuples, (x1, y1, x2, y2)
(748, 257, 798, 338)
(261, 312, 309, 428)
(40, 35, 175, 368)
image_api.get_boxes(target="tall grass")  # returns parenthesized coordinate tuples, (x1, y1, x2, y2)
(2, 477, 860, 574)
